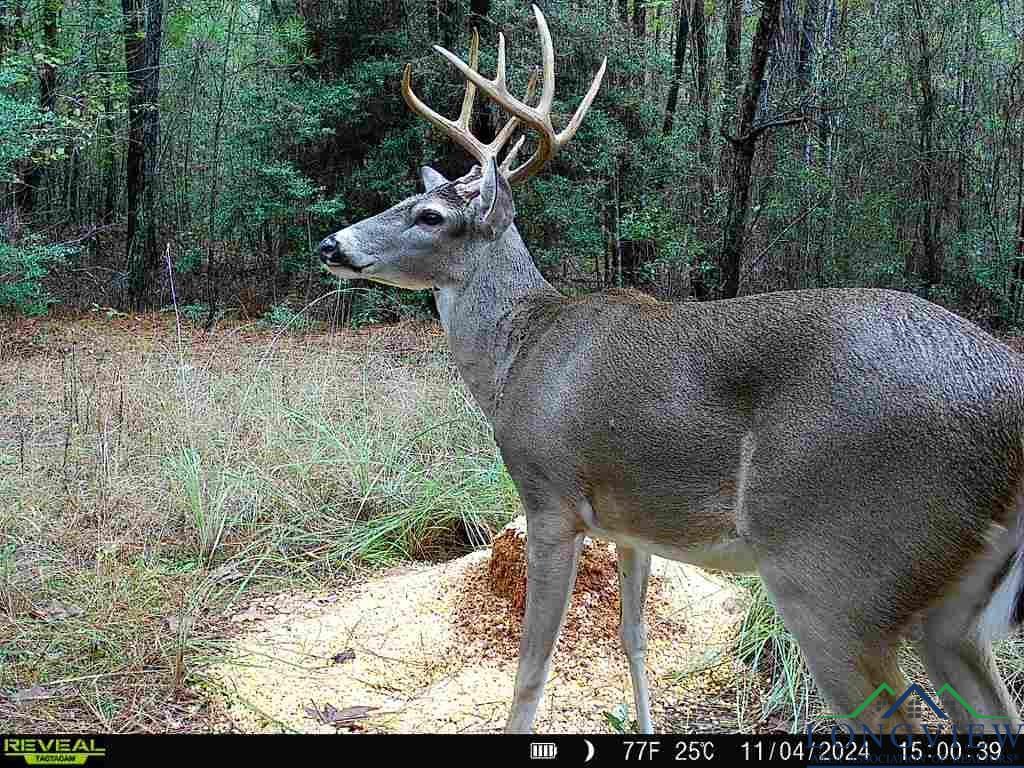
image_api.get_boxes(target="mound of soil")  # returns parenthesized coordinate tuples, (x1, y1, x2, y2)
(210, 518, 747, 733)
(455, 518, 680, 661)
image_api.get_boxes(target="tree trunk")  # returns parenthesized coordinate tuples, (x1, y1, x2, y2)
(819, 0, 836, 168)
(797, 0, 817, 95)
(1012, 138, 1024, 321)
(689, 0, 713, 299)
(100, 77, 117, 221)
(692, 0, 711, 196)
(17, 0, 60, 218)
(122, 0, 145, 301)
(136, 0, 163, 307)
(469, 0, 489, 24)
(662, 0, 691, 135)
(722, 0, 743, 138)
(0, 0, 6, 62)
(719, 0, 784, 299)
(39, 0, 57, 110)
(909, 0, 942, 292)
(203, 2, 240, 329)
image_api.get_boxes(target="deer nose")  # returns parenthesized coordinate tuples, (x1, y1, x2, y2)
(319, 236, 343, 265)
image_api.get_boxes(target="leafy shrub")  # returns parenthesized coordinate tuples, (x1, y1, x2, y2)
(261, 303, 314, 330)
(0, 238, 72, 316)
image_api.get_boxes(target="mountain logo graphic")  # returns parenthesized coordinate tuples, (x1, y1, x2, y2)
(833, 683, 1005, 721)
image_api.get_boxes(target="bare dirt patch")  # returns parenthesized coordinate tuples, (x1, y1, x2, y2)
(210, 535, 747, 734)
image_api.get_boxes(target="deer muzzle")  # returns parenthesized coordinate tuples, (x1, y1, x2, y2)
(318, 235, 345, 266)
(318, 234, 370, 273)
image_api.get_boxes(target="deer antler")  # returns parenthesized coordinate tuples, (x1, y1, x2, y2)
(402, 4, 606, 185)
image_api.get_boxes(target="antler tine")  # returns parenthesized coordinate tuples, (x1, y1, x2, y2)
(402, 64, 489, 165)
(556, 57, 607, 146)
(404, 28, 523, 171)
(456, 29, 480, 131)
(403, 30, 493, 165)
(533, 4, 556, 116)
(494, 70, 537, 173)
(495, 32, 507, 89)
(499, 135, 528, 176)
(503, 17, 606, 182)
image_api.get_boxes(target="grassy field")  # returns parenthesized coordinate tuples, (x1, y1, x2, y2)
(2, 310, 1023, 733)
(0, 311, 518, 731)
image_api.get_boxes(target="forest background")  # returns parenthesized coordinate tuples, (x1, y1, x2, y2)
(3, 0, 1024, 330)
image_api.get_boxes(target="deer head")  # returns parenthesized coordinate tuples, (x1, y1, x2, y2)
(317, 5, 606, 292)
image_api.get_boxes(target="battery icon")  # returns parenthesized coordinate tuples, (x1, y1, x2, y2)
(530, 742, 558, 759)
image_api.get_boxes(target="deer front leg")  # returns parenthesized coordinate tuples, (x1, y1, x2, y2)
(618, 545, 653, 733)
(505, 511, 584, 734)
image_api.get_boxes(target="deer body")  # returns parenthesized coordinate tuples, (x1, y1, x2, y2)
(319, 6, 1024, 733)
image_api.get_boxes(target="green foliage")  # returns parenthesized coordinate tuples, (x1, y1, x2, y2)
(216, 160, 316, 238)
(175, 249, 204, 276)
(734, 575, 817, 730)
(177, 302, 211, 324)
(2, 0, 1024, 328)
(307, 195, 347, 226)
(0, 237, 71, 315)
(0, 66, 55, 183)
(602, 703, 636, 734)
(260, 303, 314, 330)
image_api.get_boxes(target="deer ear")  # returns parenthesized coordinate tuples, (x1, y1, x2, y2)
(420, 166, 449, 192)
(477, 157, 515, 240)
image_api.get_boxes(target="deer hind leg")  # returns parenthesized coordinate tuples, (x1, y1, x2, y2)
(918, 627, 1018, 730)
(758, 563, 920, 733)
(916, 535, 1022, 729)
(618, 545, 653, 733)
(505, 507, 584, 734)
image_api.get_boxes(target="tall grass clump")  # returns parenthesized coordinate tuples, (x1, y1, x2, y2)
(732, 576, 818, 731)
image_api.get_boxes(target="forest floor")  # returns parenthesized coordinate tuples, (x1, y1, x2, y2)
(2, 311, 1022, 734)
(0, 310, 518, 732)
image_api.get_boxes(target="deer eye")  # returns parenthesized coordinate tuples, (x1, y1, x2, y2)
(416, 210, 444, 227)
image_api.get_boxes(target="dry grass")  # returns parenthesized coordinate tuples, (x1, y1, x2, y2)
(0, 311, 517, 732)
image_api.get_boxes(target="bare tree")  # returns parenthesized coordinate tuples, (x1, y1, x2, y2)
(900, 0, 943, 292)
(663, 0, 691, 135)
(140, 0, 163, 302)
(719, 0, 794, 299)
(122, 0, 145, 295)
(17, 0, 61, 217)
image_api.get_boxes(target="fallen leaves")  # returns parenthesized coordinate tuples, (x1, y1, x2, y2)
(9, 685, 51, 703)
(304, 701, 379, 731)
(31, 600, 84, 622)
(331, 649, 356, 665)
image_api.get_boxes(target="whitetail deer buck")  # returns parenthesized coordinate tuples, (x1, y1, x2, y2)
(318, 6, 1024, 734)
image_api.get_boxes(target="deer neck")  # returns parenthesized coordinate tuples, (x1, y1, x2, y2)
(434, 225, 556, 420)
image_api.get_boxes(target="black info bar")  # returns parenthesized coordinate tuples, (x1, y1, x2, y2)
(5, 733, 1024, 767)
